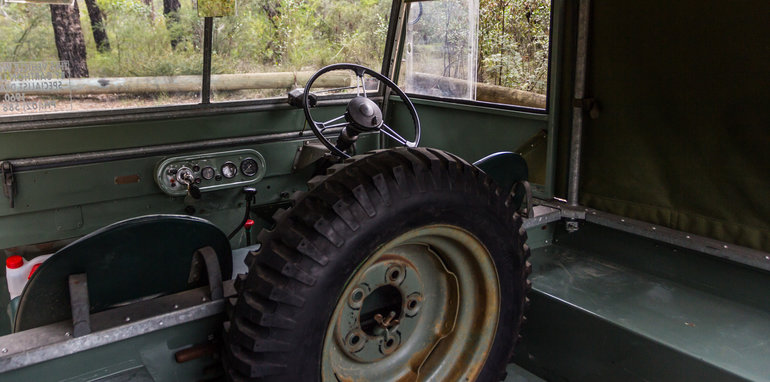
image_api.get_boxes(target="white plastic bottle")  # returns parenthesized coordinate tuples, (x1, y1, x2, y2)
(5, 254, 53, 299)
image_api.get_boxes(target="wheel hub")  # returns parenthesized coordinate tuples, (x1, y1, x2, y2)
(322, 226, 500, 382)
(334, 259, 422, 362)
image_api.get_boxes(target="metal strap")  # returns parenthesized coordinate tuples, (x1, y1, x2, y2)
(1, 161, 15, 208)
(194, 246, 224, 300)
(68, 274, 91, 337)
(518, 180, 534, 218)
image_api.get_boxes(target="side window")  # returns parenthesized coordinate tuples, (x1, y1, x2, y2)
(210, 0, 393, 102)
(400, 0, 550, 109)
(0, 0, 202, 115)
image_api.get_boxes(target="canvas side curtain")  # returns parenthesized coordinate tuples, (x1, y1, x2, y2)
(578, 0, 770, 253)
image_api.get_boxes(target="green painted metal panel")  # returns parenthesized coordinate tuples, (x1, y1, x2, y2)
(0, 105, 345, 159)
(387, 98, 547, 164)
(514, 290, 750, 382)
(1, 316, 223, 382)
(553, 224, 770, 312)
(0, 132, 378, 250)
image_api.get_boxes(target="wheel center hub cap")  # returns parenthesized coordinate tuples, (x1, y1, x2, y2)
(334, 259, 423, 362)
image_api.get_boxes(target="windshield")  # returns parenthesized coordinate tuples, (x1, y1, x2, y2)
(0, 0, 392, 115)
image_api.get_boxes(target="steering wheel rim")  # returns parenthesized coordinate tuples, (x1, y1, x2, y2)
(303, 63, 421, 158)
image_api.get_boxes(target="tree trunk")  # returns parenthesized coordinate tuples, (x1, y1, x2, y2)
(163, 0, 181, 49)
(50, 2, 89, 78)
(83, 0, 110, 53)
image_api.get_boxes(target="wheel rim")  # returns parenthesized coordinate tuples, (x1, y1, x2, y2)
(321, 225, 500, 381)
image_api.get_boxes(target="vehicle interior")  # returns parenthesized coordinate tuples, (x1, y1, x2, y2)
(0, 0, 768, 381)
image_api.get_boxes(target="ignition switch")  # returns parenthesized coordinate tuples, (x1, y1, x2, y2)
(176, 167, 201, 199)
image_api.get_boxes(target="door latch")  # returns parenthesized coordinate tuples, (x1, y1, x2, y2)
(2, 161, 16, 208)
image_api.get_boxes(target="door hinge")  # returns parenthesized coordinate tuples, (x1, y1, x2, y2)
(1, 161, 16, 208)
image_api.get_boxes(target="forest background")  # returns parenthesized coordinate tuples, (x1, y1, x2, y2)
(0, 0, 549, 102)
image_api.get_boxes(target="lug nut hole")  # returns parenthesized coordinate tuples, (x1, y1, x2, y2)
(344, 330, 366, 352)
(348, 286, 367, 309)
(385, 264, 406, 284)
(405, 293, 422, 316)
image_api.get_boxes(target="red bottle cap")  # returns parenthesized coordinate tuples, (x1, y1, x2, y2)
(28, 263, 41, 280)
(244, 219, 255, 229)
(6, 255, 23, 269)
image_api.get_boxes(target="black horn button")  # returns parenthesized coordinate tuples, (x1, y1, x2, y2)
(346, 96, 383, 131)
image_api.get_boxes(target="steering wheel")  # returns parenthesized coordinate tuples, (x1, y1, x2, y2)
(303, 63, 421, 158)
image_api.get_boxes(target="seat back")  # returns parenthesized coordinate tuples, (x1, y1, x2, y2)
(14, 214, 231, 332)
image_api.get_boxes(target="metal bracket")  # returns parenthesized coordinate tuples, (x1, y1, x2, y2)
(561, 207, 587, 220)
(292, 141, 329, 171)
(515, 180, 534, 218)
(1, 161, 15, 208)
(530, 197, 587, 232)
(573, 97, 600, 119)
(68, 273, 91, 337)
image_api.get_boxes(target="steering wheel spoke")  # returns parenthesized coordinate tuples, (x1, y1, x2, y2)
(355, 72, 368, 98)
(379, 123, 410, 146)
(322, 114, 347, 126)
(322, 121, 349, 131)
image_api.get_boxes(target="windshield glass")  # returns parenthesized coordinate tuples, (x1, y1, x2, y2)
(0, 0, 392, 115)
(401, 0, 550, 109)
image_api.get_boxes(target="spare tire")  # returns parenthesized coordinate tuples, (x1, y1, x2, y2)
(223, 147, 531, 381)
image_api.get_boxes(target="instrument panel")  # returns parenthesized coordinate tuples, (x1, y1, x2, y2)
(155, 149, 267, 196)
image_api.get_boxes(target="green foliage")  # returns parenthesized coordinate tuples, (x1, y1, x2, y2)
(86, 0, 203, 76)
(0, 4, 58, 62)
(210, 0, 389, 73)
(479, 0, 550, 93)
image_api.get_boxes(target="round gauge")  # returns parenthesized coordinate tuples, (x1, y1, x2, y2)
(221, 162, 238, 179)
(240, 158, 259, 177)
(200, 166, 215, 180)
